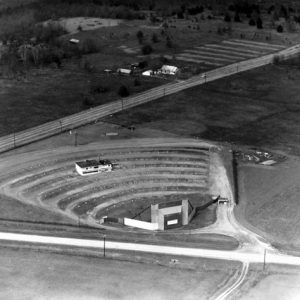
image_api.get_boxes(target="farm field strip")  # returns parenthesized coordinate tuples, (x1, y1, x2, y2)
(176, 38, 284, 67)
(202, 44, 264, 55)
(196, 46, 258, 57)
(222, 40, 284, 51)
(183, 49, 246, 60)
(178, 53, 238, 63)
(230, 39, 286, 48)
(176, 56, 223, 66)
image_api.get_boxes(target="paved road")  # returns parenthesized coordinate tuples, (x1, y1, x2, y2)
(0, 231, 299, 266)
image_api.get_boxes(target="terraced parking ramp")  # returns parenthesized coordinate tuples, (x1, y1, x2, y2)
(0, 138, 215, 230)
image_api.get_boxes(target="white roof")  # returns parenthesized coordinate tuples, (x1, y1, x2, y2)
(117, 68, 132, 74)
(161, 65, 178, 73)
(69, 38, 80, 44)
(142, 70, 152, 76)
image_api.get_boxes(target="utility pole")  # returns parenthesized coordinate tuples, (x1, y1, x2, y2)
(59, 120, 63, 133)
(263, 249, 267, 271)
(103, 234, 106, 257)
(74, 131, 78, 147)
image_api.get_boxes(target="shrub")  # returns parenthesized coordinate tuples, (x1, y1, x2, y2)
(133, 78, 141, 86)
(136, 30, 144, 44)
(166, 36, 173, 48)
(82, 94, 95, 106)
(141, 44, 153, 55)
(138, 60, 148, 69)
(80, 38, 100, 54)
(277, 25, 283, 33)
(35, 23, 67, 44)
(83, 60, 94, 72)
(224, 13, 231, 22)
(249, 18, 256, 26)
(273, 54, 283, 64)
(118, 85, 130, 97)
(152, 33, 159, 43)
(90, 84, 109, 94)
(234, 12, 241, 22)
(256, 17, 263, 29)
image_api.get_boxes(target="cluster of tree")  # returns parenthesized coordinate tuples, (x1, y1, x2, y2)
(228, 1, 260, 18)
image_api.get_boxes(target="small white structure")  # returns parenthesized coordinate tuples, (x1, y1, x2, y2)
(142, 70, 153, 76)
(117, 68, 132, 75)
(75, 159, 112, 176)
(69, 38, 80, 44)
(161, 65, 179, 75)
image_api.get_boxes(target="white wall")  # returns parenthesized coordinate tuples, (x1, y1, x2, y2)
(124, 218, 158, 231)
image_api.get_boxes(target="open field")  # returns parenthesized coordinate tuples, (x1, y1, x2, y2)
(107, 60, 300, 156)
(0, 247, 240, 300)
(234, 264, 300, 300)
(235, 156, 300, 252)
(0, 66, 165, 136)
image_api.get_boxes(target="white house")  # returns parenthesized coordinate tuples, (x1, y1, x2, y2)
(117, 68, 132, 75)
(161, 65, 179, 75)
(75, 159, 112, 176)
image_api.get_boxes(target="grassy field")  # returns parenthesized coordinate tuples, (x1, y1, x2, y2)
(235, 157, 300, 252)
(0, 65, 165, 135)
(108, 61, 300, 156)
(0, 247, 240, 300)
(235, 264, 300, 300)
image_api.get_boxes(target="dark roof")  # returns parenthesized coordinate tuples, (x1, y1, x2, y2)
(76, 159, 111, 168)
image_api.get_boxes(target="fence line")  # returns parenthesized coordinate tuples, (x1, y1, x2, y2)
(0, 44, 299, 153)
